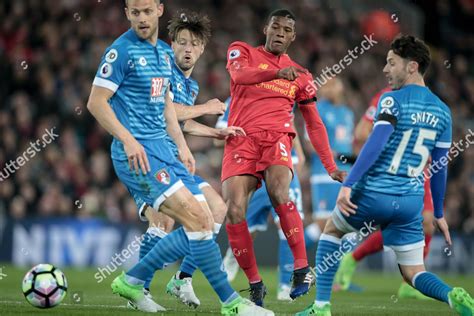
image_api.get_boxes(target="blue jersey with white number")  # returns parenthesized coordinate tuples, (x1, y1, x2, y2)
(354, 84, 452, 195)
(309, 99, 354, 174)
(93, 29, 175, 160)
(169, 62, 199, 106)
(217, 97, 300, 163)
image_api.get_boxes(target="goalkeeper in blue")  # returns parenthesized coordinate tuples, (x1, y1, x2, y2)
(296, 35, 473, 316)
(87, 0, 273, 315)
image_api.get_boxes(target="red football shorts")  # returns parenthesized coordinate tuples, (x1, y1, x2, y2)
(221, 131, 294, 184)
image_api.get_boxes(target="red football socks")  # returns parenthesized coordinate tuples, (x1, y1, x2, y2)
(352, 230, 384, 262)
(226, 221, 261, 283)
(275, 201, 308, 269)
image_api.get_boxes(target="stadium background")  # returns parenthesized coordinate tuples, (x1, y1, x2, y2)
(0, 0, 473, 275)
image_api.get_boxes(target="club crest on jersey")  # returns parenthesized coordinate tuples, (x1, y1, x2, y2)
(155, 169, 170, 185)
(229, 49, 240, 60)
(381, 96, 395, 108)
(177, 82, 183, 92)
(150, 77, 165, 102)
(105, 49, 118, 63)
(100, 63, 113, 78)
(139, 56, 147, 66)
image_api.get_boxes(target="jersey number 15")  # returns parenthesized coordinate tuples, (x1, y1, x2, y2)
(388, 128, 437, 177)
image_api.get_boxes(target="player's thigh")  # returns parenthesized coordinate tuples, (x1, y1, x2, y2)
(200, 183, 227, 224)
(382, 195, 424, 251)
(222, 134, 260, 183)
(112, 156, 185, 222)
(247, 186, 273, 233)
(331, 190, 389, 235)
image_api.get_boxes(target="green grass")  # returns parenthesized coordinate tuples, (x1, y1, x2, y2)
(0, 263, 473, 315)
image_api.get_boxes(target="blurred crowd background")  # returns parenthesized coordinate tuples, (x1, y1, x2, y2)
(0, 0, 473, 232)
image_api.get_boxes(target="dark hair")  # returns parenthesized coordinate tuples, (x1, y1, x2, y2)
(168, 10, 211, 46)
(125, 0, 160, 6)
(390, 35, 431, 75)
(266, 9, 296, 24)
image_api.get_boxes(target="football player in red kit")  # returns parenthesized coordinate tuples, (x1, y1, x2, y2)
(222, 9, 346, 306)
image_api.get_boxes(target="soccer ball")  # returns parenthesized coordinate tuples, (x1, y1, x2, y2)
(22, 263, 68, 308)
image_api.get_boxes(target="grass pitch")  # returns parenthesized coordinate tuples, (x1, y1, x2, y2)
(0, 263, 472, 315)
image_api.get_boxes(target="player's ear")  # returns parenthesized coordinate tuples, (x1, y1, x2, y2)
(125, 7, 131, 22)
(291, 31, 296, 42)
(407, 60, 418, 75)
(263, 24, 268, 36)
(157, 2, 164, 17)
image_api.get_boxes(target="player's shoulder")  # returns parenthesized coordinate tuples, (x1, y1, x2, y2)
(377, 89, 403, 110)
(227, 41, 253, 59)
(228, 41, 253, 50)
(109, 29, 140, 52)
(428, 90, 451, 116)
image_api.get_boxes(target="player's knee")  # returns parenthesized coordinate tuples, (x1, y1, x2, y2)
(400, 267, 420, 286)
(267, 186, 290, 206)
(179, 199, 213, 232)
(226, 200, 246, 224)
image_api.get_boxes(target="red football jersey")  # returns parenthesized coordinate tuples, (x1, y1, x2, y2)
(226, 41, 317, 135)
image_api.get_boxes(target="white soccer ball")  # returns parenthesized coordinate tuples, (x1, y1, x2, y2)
(22, 263, 68, 308)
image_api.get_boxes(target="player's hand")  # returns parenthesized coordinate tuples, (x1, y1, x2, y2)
(434, 217, 452, 246)
(124, 137, 151, 175)
(277, 66, 306, 81)
(216, 126, 246, 140)
(204, 99, 226, 115)
(330, 170, 347, 182)
(336, 186, 358, 217)
(178, 145, 196, 175)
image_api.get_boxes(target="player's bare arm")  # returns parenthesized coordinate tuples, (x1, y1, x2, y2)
(164, 91, 195, 174)
(174, 98, 226, 121)
(87, 85, 151, 175)
(182, 120, 245, 139)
